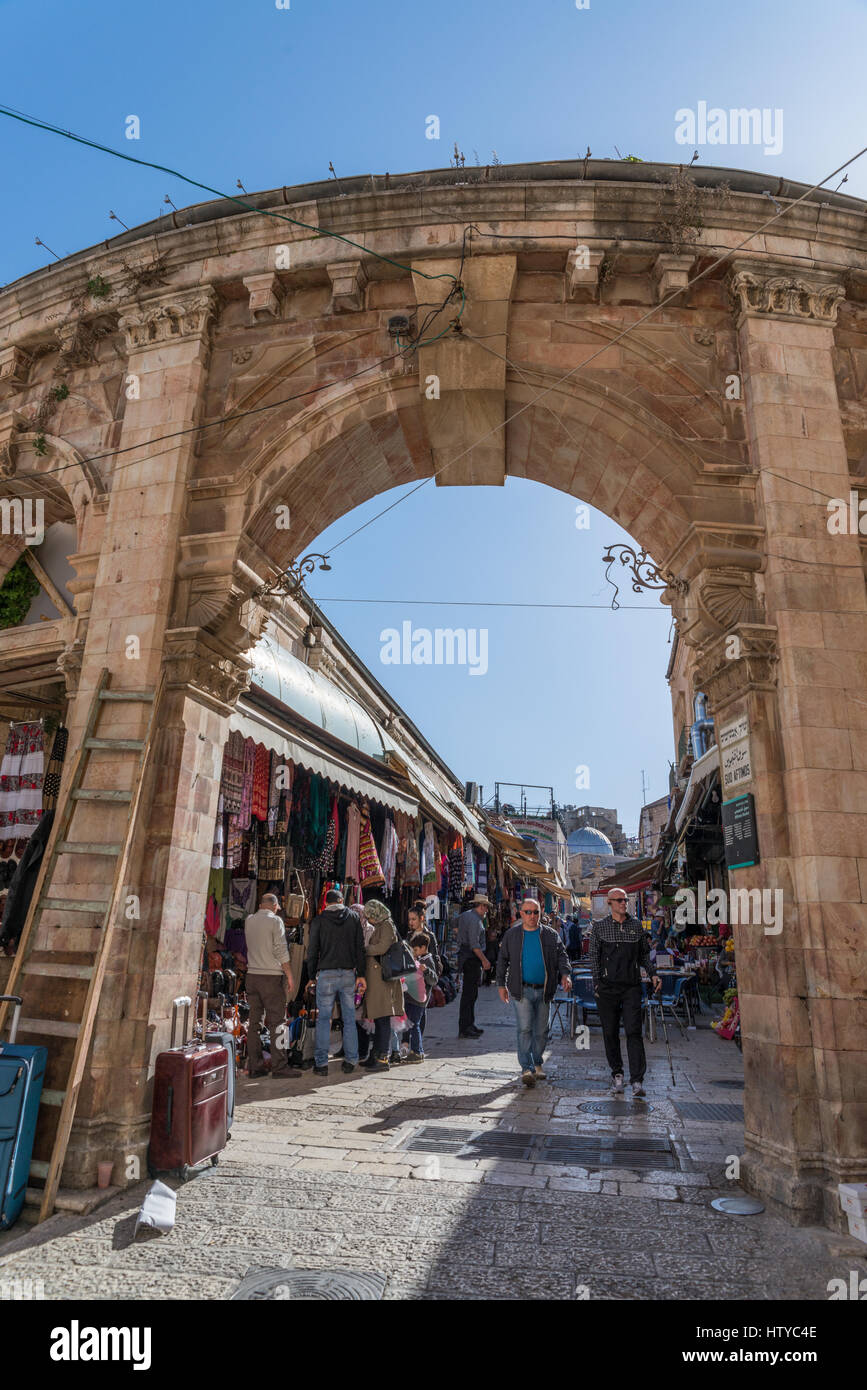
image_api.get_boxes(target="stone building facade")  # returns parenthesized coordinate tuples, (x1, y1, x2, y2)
(0, 160, 865, 1230)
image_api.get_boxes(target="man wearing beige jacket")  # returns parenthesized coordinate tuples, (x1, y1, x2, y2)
(245, 892, 294, 1078)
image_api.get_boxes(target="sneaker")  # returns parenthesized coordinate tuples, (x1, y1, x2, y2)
(312, 1065, 328, 1077)
(389, 1051, 403, 1066)
(370, 1056, 390, 1072)
(612, 1073, 624, 1095)
(469, 1026, 484, 1036)
(632, 1082, 646, 1098)
(521, 1069, 536, 1088)
(534, 1067, 547, 1080)
(300, 1059, 314, 1071)
(458, 1030, 479, 1039)
(406, 1051, 425, 1064)
(341, 1061, 356, 1074)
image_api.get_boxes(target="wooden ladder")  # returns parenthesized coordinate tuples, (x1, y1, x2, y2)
(0, 666, 163, 1221)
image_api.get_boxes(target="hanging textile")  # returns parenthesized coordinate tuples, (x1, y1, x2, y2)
(251, 742, 270, 823)
(464, 842, 475, 891)
(226, 816, 243, 871)
(211, 794, 226, 868)
(344, 801, 361, 881)
(41, 723, 68, 812)
(358, 804, 385, 887)
(238, 738, 255, 830)
(476, 853, 488, 896)
(258, 837, 287, 882)
(380, 816, 399, 894)
(267, 749, 281, 835)
(247, 820, 259, 880)
(404, 817, 421, 886)
(229, 877, 256, 917)
(0, 721, 44, 844)
(448, 833, 464, 899)
(220, 730, 245, 817)
(421, 821, 436, 886)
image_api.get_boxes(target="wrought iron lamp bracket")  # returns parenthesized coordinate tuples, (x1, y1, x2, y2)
(602, 543, 688, 610)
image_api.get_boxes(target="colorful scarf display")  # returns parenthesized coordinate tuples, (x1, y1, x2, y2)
(0, 721, 44, 844)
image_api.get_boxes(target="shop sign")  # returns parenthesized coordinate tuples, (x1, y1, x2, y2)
(722, 792, 760, 870)
(720, 736, 752, 791)
(719, 714, 749, 749)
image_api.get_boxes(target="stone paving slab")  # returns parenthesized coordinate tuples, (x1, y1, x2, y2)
(0, 987, 863, 1302)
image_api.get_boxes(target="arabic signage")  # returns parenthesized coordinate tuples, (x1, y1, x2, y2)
(721, 736, 753, 791)
(722, 792, 760, 870)
(719, 714, 750, 749)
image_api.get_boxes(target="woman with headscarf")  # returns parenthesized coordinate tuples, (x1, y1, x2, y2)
(360, 898, 404, 1071)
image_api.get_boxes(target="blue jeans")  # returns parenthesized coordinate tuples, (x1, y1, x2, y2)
(511, 986, 548, 1071)
(404, 997, 426, 1054)
(314, 970, 359, 1067)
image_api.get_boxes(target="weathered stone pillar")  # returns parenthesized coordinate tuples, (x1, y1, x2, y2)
(717, 264, 867, 1225)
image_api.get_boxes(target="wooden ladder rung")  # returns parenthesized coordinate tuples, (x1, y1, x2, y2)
(71, 789, 132, 802)
(98, 689, 154, 702)
(18, 1018, 80, 1038)
(42, 898, 110, 914)
(23, 961, 94, 980)
(84, 739, 145, 751)
(57, 841, 122, 855)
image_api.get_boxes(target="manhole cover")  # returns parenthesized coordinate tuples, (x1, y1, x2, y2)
(231, 1269, 386, 1300)
(401, 1126, 676, 1168)
(673, 1101, 744, 1122)
(577, 1101, 654, 1115)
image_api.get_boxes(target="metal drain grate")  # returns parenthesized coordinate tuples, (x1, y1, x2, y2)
(673, 1101, 744, 1122)
(401, 1126, 677, 1170)
(463, 1069, 520, 1080)
(231, 1269, 386, 1300)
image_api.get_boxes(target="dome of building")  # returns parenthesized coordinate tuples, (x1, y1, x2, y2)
(567, 825, 615, 857)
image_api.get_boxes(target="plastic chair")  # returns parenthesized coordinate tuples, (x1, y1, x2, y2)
(549, 990, 576, 1038)
(571, 973, 599, 1029)
(657, 974, 690, 1037)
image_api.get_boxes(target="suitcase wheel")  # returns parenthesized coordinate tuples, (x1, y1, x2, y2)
(210, 1154, 219, 1167)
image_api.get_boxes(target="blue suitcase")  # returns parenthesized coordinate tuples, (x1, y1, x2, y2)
(0, 995, 48, 1230)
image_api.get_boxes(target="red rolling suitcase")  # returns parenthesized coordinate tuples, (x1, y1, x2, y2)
(148, 995, 228, 1179)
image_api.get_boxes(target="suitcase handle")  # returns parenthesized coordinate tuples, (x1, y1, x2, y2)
(0, 996, 23, 1046)
(170, 996, 192, 1049)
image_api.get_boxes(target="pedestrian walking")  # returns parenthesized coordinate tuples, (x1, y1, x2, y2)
(455, 894, 491, 1038)
(306, 888, 367, 1077)
(566, 915, 583, 963)
(590, 888, 661, 1098)
(496, 898, 572, 1086)
(360, 898, 404, 1071)
(244, 892, 294, 1078)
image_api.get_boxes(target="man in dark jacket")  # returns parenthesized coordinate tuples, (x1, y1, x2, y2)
(307, 889, 367, 1076)
(590, 889, 661, 1098)
(496, 898, 571, 1087)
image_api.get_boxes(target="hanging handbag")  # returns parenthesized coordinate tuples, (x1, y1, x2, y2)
(284, 869, 307, 926)
(380, 935, 417, 982)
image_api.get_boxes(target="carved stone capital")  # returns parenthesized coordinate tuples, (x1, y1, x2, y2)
(728, 261, 845, 325)
(652, 253, 695, 304)
(118, 286, 218, 353)
(693, 623, 779, 712)
(243, 273, 283, 322)
(327, 260, 367, 313)
(57, 638, 86, 698)
(0, 347, 33, 399)
(163, 628, 252, 714)
(0, 411, 25, 479)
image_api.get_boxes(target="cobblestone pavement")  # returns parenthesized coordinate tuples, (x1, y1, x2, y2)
(1, 986, 864, 1301)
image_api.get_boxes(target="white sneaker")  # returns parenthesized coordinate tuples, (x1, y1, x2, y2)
(632, 1082, 646, 1099)
(612, 1073, 624, 1094)
(521, 1069, 536, 1088)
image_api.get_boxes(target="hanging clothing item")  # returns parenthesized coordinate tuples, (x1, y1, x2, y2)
(0, 721, 44, 844)
(0, 808, 54, 949)
(226, 816, 243, 871)
(237, 738, 256, 831)
(312, 795, 338, 876)
(464, 842, 475, 891)
(449, 834, 465, 900)
(229, 877, 256, 917)
(247, 821, 259, 880)
(205, 895, 221, 937)
(421, 821, 436, 886)
(211, 794, 226, 869)
(404, 818, 421, 886)
(358, 805, 385, 888)
(258, 837, 286, 882)
(476, 853, 488, 896)
(344, 801, 361, 881)
(41, 724, 68, 811)
(220, 730, 245, 816)
(380, 816, 399, 894)
(251, 742, 270, 822)
(267, 750, 281, 835)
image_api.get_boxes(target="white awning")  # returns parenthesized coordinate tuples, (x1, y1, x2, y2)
(674, 745, 721, 832)
(229, 700, 420, 819)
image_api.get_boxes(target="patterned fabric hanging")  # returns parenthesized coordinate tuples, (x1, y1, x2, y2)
(211, 794, 226, 868)
(380, 816, 399, 894)
(312, 795, 338, 875)
(258, 837, 287, 882)
(344, 801, 361, 880)
(220, 730, 245, 816)
(267, 750, 282, 835)
(448, 833, 464, 900)
(403, 817, 421, 886)
(226, 815, 243, 871)
(358, 804, 385, 887)
(0, 721, 44, 844)
(251, 742, 270, 822)
(41, 724, 68, 812)
(421, 821, 437, 886)
(238, 739, 255, 830)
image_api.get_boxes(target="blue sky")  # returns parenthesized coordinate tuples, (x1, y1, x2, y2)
(3, 0, 865, 832)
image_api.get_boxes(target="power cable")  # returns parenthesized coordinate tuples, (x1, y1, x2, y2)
(0, 104, 457, 286)
(323, 140, 867, 557)
(310, 597, 666, 610)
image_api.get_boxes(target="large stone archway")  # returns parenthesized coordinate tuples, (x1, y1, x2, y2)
(1, 160, 865, 1228)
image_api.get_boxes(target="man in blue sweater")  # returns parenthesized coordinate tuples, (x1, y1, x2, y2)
(496, 898, 572, 1087)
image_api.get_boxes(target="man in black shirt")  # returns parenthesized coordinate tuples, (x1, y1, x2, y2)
(589, 889, 661, 1098)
